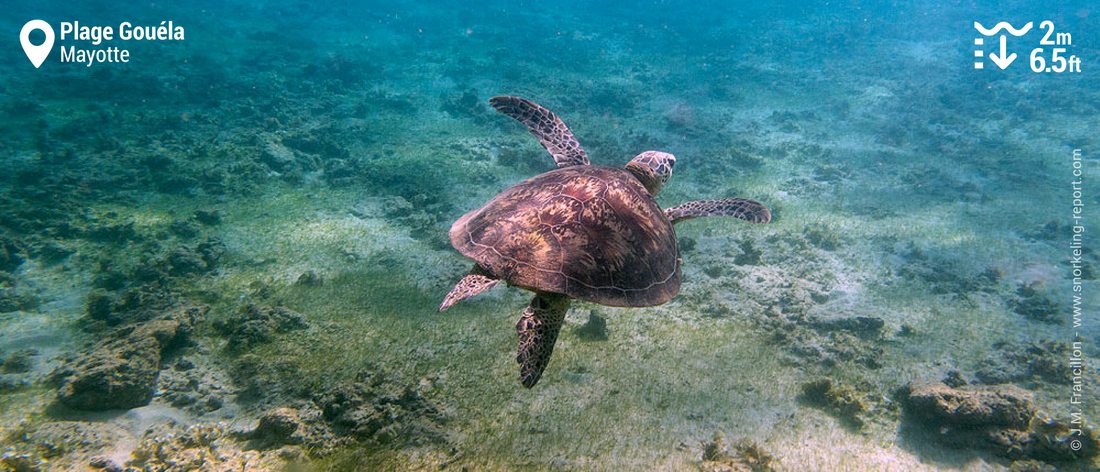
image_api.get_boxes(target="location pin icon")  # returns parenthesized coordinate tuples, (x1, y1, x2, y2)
(20, 20, 54, 68)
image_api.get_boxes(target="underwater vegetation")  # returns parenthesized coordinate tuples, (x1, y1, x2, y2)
(1, 0, 1098, 470)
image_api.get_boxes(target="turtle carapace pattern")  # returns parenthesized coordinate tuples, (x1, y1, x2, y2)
(450, 165, 680, 308)
(442, 96, 772, 388)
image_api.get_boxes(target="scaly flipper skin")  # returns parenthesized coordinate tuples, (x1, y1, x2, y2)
(516, 292, 571, 388)
(664, 198, 772, 225)
(439, 266, 499, 312)
(489, 96, 590, 168)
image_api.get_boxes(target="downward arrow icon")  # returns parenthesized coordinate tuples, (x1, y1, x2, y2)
(988, 35, 1016, 69)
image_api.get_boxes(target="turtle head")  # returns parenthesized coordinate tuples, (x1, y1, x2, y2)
(625, 151, 676, 195)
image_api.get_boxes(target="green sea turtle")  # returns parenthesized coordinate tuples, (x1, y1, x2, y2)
(441, 96, 771, 388)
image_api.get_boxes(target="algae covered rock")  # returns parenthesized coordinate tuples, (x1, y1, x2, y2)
(12, 421, 125, 468)
(1024, 414, 1099, 462)
(0, 374, 31, 392)
(169, 218, 202, 238)
(129, 422, 281, 471)
(0, 451, 41, 472)
(901, 382, 1097, 463)
(904, 381, 1034, 429)
(1, 348, 37, 373)
(167, 237, 226, 276)
(976, 340, 1073, 385)
(54, 306, 203, 411)
(799, 378, 869, 428)
(699, 432, 775, 472)
(193, 209, 222, 226)
(56, 327, 165, 410)
(0, 275, 38, 313)
(0, 234, 25, 271)
(158, 354, 234, 415)
(316, 374, 448, 447)
(215, 304, 308, 348)
(167, 246, 208, 275)
(84, 284, 177, 327)
(295, 270, 323, 286)
(810, 315, 884, 339)
(248, 406, 326, 450)
(1012, 284, 1060, 324)
(254, 407, 304, 445)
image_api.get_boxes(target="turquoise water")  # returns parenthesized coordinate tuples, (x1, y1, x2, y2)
(1, 1, 1098, 470)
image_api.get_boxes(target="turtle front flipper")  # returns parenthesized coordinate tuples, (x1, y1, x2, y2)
(665, 198, 771, 225)
(489, 96, 590, 168)
(439, 265, 499, 312)
(516, 293, 570, 388)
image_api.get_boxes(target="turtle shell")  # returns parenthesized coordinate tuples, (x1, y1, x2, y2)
(449, 165, 680, 307)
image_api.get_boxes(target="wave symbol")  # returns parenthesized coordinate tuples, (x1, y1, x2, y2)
(974, 21, 1033, 36)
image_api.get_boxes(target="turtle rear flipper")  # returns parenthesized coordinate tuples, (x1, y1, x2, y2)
(665, 198, 771, 225)
(489, 96, 590, 168)
(516, 293, 570, 388)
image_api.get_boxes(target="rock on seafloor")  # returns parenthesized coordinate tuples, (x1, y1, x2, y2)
(904, 381, 1034, 429)
(903, 382, 1099, 462)
(53, 306, 205, 411)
